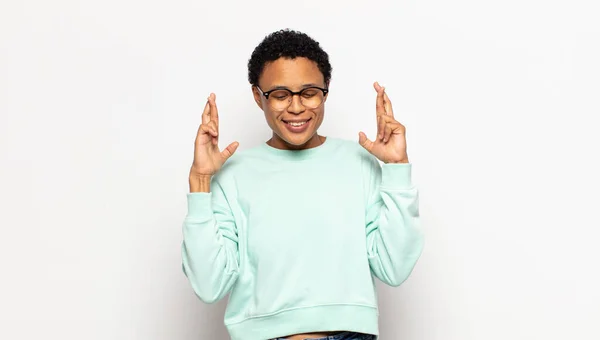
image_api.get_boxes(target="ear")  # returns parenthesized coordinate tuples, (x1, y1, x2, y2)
(323, 80, 331, 103)
(252, 86, 264, 110)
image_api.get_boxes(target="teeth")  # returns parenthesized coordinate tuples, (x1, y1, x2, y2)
(288, 121, 306, 127)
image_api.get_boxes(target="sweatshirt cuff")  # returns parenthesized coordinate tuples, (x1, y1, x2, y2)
(186, 192, 213, 220)
(381, 163, 413, 189)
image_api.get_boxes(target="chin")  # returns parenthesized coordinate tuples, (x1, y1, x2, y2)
(283, 136, 312, 146)
(279, 131, 315, 147)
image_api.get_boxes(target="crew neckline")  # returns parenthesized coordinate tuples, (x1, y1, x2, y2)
(259, 136, 336, 161)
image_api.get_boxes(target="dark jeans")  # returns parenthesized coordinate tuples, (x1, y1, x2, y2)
(273, 331, 376, 340)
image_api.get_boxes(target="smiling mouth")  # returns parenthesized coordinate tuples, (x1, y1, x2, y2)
(282, 118, 312, 127)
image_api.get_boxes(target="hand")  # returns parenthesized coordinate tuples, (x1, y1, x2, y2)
(358, 82, 409, 163)
(190, 93, 239, 178)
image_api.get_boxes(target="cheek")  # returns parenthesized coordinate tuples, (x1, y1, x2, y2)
(264, 111, 281, 128)
(313, 109, 325, 124)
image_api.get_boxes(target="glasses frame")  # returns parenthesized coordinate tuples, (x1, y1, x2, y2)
(255, 85, 329, 109)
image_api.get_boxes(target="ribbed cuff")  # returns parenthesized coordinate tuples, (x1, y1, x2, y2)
(381, 163, 412, 189)
(186, 192, 213, 220)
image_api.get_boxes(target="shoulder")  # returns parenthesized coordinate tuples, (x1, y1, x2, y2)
(210, 143, 264, 184)
(327, 136, 380, 167)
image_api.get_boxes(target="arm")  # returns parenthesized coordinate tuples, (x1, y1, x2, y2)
(182, 93, 240, 303)
(358, 81, 424, 286)
(364, 159, 424, 287)
(181, 176, 240, 303)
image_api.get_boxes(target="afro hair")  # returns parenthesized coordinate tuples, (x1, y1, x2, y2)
(247, 29, 332, 87)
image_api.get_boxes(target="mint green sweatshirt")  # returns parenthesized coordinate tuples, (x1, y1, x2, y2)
(181, 137, 424, 340)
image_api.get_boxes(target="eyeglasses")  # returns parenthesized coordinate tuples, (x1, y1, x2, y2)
(255, 85, 329, 111)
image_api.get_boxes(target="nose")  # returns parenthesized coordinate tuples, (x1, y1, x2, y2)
(287, 94, 306, 114)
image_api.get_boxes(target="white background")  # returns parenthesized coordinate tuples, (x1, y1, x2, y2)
(1, 0, 599, 339)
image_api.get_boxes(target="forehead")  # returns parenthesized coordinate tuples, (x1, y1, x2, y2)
(259, 57, 324, 88)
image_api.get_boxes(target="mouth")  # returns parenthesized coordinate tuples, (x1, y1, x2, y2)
(282, 118, 312, 133)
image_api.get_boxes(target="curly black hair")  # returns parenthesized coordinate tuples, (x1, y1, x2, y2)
(247, 29, 332, 87)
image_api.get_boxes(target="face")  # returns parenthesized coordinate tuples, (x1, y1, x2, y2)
(252, 57, 328, 150)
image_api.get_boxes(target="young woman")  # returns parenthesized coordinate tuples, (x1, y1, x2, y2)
(181, 29, 424, 340)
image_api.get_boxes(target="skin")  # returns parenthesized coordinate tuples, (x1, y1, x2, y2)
(188, 57, 409, 338)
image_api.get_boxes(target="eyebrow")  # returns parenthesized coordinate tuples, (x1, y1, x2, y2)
(268, 83, 323, 91)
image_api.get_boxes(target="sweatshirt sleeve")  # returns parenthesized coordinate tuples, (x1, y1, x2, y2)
(363, 156, 424, 287)
(181, 178, 240, 303)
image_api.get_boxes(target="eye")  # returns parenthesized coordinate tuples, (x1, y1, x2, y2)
(270, 90, 290, 100)
(301, 89, 319, 98)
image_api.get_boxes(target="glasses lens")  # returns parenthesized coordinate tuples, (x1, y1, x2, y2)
(300, 88, 324, 108)
(268, 90, 291, 110)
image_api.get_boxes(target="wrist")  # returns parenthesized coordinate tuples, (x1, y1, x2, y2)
(385, 156, 409, 164)
(189, 175, 212, 193)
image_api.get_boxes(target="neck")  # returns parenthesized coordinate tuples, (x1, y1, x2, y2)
(267, 133, 325, 150)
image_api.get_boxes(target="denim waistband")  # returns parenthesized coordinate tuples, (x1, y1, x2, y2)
(273, 331, 376, 340)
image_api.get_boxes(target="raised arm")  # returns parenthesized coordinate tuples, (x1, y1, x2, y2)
(181, 93, 240, 303)
(359, 82, 424, 286)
